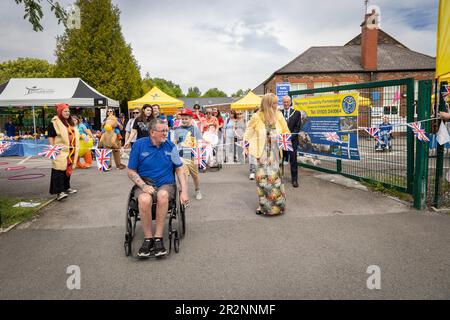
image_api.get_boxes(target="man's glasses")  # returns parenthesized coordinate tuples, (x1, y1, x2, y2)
(153, 129, 169, 133)
(107, 110, 114, 113)
(133, 112, 140, 114)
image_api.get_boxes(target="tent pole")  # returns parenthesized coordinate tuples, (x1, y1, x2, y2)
(32, 106, 36, 136)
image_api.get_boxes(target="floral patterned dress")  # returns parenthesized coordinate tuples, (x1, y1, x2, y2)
(255, 123, 286, 215)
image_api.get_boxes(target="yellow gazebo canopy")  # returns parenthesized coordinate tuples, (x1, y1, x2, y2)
(128, 86, 184, 115)
(359, 96, 372, 107)
(230, 91, 262, 110)
(436, 0, 450, 80)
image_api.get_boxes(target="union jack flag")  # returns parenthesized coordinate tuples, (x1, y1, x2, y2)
(324, 132, 342, 144)
(95, 148, 112, 171)
(442, 85, 449, 101)
(0, 141, 12, 155)
(407, 122, 429, 142)
(38, 144, 63, 160)
(191, 147, 207, 169)
(277, 134, 293, 151)
(363, 127, 380, 141)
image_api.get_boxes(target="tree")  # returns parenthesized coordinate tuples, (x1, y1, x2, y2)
(186, 87, 201, 98)
(53, 0, 142, 106)
(142, 73, 185, 98)
(0, 57, 55, 83)
(231, 88, 251, 98)
(202, 88, 228, 98)
(14, 0, 67, 32)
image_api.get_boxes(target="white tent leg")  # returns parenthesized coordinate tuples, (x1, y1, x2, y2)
(32, 106, 36, 135)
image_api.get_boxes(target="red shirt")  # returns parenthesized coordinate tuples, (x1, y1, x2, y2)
(201, 116, 219, 133)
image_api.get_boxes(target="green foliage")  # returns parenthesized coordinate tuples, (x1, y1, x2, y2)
(0, 57, 55, 83)
(53, 0, 142, 105)
(231, 88, 251, 97)
(186, 86, 201, 98)
(202, 87, 228, 98)
(142, 73, 185, 98)
(14, 0, 67, 32)
(0, 196, 47, 228)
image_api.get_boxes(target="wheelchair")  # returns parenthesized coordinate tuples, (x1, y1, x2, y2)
(124, 184, 186, 258)
(375, 131, 393, 152)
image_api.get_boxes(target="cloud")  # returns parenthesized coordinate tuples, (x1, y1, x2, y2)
(0, 0, 439, 95)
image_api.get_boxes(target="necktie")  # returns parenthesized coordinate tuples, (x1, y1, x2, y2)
(285, 110, 289, 120)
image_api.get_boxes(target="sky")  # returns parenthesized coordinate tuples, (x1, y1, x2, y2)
(0, 0, 439, 96)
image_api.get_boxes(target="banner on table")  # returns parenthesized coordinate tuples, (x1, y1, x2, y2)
(293, 93, 360, 160)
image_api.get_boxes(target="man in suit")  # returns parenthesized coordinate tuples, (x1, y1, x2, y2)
(281, 95, 301, 188)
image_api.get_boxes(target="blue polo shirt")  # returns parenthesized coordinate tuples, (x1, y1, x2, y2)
(128, 137, 183, 187)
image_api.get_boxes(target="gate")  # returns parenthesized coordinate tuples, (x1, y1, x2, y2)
(426, 80, 450, 209)
(289, 78, 432, 209)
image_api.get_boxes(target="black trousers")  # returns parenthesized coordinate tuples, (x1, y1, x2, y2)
(283, 142, 298, 182)
(49, 168, 71, 194)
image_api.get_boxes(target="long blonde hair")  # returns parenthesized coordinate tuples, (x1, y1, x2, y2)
(259, 93, 278, 125)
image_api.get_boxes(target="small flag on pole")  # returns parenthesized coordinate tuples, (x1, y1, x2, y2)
(277, 134, 293, 151)
(407, 122, 429, 142)
(95, 149, 112, 171)
(38, 145, 63, 160)
(191, 147, 207, 170)
(442, 85, 449, 102)
(363, 127, 380, 141)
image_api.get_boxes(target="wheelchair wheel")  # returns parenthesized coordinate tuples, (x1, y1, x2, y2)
(124, 234, 132, 257)
(174, 231, 180, 253)
(180, 204, 186, 238)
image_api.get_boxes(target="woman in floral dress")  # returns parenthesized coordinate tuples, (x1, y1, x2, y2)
(243, 93, 290, 216)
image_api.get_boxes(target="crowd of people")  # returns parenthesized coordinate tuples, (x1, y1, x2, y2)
(34, 94, 302, 257)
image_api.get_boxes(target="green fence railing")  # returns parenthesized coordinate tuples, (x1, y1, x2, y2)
(289, 78, 415, 194)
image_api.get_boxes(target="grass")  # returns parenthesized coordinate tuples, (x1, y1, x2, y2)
(362, 181, 413, 203)
(0, 196, 50, 230)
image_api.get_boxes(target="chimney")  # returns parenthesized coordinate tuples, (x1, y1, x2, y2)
(361, 9, 379, 71)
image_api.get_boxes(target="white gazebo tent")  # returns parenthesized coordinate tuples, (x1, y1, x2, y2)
(0, 78, 119, 134)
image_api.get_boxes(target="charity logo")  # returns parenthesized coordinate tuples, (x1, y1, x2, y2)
(342, 96, 356, 114)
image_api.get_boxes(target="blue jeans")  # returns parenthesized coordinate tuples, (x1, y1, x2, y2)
(379, 132, 390, 147)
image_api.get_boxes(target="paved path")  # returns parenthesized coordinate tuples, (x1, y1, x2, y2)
(0, 158, 449, 299)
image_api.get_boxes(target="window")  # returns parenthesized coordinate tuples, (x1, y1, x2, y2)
(290, 83, 307, 100)
(383, 85, 400, 115)
(290, 83, 307, 91)
(313, 82, 332, 96)
(337, 82, 356, 93)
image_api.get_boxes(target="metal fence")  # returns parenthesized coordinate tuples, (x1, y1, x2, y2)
(289, 78, 416, 194)
(426, 80, 450, 209)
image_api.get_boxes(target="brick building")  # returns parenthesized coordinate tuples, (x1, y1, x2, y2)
(259, 10, 435, 124)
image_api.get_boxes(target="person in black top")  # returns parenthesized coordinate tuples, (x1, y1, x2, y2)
(281, 95, 302, 188)
(124, 104, 154, 148)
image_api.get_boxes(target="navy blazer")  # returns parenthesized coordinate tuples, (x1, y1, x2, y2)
(282, 108, 302, 145)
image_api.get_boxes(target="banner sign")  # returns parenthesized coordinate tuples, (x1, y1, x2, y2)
(293, 93, 360, 160)
(276, 82, 290, 106)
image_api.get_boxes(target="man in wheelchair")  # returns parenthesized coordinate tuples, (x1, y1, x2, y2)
(128, 119, 189, 258)
(376, 116, 393, 151)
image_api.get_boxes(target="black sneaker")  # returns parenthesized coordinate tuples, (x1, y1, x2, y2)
(138, 238, 154, 258)
(154, 238, 168, 257)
